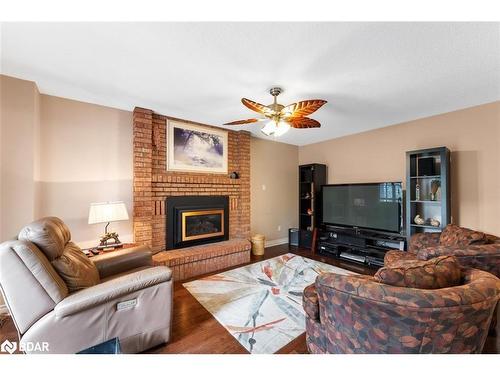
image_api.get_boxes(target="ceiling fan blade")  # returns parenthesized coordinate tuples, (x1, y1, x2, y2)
(223, 118, 263, 125)
(241, 98, 274, 115)
(287, 117, 321, 129)
(281, 99, 327, 118)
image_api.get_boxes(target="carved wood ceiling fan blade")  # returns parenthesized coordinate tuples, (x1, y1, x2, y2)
(223, 118, 263, 125)
(241, 98, 274, 115)
(287, 117, 321, 129)
(281, 99, 327, 118)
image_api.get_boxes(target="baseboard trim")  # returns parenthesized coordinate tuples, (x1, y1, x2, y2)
(265, 237, 288, 248)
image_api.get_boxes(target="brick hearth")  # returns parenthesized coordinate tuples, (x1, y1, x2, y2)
(133, 107, 251, 253)
(153, 239, 251, 280)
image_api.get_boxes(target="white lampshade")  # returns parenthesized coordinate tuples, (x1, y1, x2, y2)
(261, 120, 290, 137)
(88, 201, 129, 224)
(261, 120, 277, 136)
(273, 120, 291, 137)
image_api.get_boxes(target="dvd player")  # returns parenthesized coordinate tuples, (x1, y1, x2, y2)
(339, 252, 366, 263)
(366, 256, 385, 267)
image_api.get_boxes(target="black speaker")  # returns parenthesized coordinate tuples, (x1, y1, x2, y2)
(418, 157, 436, 176)
(289, 228, 299, 246)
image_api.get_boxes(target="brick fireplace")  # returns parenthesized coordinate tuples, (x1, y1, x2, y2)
(132, 107, 251, 253)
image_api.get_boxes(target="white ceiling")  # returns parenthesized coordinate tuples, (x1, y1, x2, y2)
(1, 22, 499, 146)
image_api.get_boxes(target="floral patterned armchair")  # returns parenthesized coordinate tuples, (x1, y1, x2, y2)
(385, 224, 500, 277)
(303, 268, 500, 354)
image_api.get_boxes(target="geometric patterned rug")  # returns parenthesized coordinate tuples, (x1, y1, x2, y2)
(183, 253, 355, 353)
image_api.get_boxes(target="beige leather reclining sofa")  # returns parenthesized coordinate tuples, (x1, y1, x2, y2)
(0, 217, 173, 354)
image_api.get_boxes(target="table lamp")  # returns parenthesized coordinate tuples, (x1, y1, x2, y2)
(88, 201, 129, 249)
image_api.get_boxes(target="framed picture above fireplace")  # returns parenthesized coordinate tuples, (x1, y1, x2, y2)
(167, 120, 228, 174)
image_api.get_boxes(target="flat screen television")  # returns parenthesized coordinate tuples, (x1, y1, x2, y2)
(322, 182, 403, 234)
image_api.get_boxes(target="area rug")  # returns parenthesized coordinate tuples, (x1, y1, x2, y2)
(183, 253, 356, 354)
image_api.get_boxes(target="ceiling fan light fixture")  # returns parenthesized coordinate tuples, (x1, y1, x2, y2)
(273, 120, 290, 137)
(261, 120, 277, 136)
(225, 87, 326, 137)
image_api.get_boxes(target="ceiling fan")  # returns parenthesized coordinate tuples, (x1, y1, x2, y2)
(224, 87, 327, 137)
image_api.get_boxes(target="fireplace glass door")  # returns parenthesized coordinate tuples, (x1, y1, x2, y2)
(181, 209, 224, 241)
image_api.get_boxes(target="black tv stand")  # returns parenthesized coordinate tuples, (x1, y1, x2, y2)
(316, 225, 406, 268)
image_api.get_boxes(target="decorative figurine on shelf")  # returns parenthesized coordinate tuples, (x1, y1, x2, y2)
(430, 179, 441, 201)
(414, 215, 425, 225)
(415, 183, 421, 201)
(307, 208, 313, 215)
(430, 218, 441, 227)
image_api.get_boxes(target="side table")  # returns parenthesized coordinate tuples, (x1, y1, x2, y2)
(82, 243, 137, 257)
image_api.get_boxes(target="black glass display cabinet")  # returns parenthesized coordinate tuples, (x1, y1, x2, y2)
(406, 147, 451, 243)
(299, 163, 327, 248)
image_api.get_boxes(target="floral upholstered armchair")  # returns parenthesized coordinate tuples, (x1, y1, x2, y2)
(303, 261, 500, 354)
(385, 224, 500, 277)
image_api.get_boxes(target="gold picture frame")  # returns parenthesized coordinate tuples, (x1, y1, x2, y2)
(167, 120, 228, 174)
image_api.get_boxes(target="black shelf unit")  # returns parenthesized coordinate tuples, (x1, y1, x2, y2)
(298, 163, 327, 248)
(406, 147, 451, 242)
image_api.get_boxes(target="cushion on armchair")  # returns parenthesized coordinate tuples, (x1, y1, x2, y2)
(19, 217, 100, 292)
(439, 224, 487, 247)
(18, 216, 71, 260)
(374, 255, 462, 289)
(384, 250, 418, 266)
(52, 242, 100, 292)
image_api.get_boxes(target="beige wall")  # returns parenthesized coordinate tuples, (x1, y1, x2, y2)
(0, 75, 41, 307)
(38, 95, 133, 247)
(251, 137, 299, 244)
(299, 101, 500, 235)
(0, 75, 133, 249)
(0, 75, 40, 241)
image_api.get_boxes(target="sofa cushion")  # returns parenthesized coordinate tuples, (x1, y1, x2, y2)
(439, 224, 487, 248)
(374, 255, 462, 289)
(18, 217, 71, 261)
(303, 284, 320, 321)
(51, 242, 100, 292)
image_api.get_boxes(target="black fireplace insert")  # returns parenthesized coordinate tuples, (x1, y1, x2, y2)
(166, 196, 229, 249)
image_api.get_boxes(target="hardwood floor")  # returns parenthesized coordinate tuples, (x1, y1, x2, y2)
(1, 244, 498, 354)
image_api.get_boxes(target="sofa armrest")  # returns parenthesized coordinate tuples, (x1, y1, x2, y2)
(303, 284, 320, 321)
(55, 266, 172, 318)
(417, 244, 500, 260)
(91, 245, 153, 279)
(409, 232, 441, 254)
